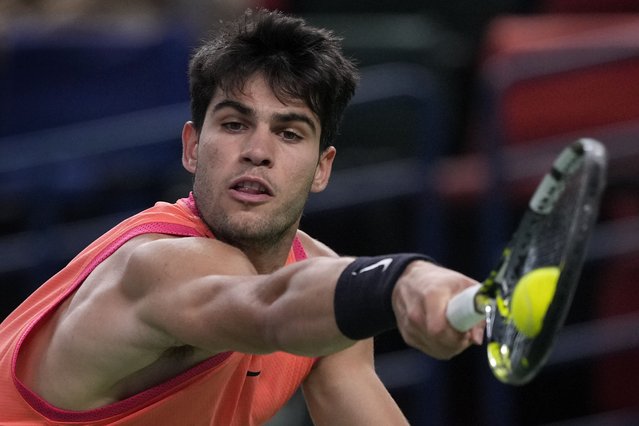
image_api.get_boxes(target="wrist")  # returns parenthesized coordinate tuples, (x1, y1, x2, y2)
(333, 254, 435, 340)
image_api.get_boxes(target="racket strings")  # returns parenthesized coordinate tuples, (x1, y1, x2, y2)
(530, 171, 585, 268)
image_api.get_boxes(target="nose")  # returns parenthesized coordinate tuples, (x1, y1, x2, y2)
(241, 127, 273, 167)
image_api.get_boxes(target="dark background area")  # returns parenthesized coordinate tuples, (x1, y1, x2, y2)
(1, 1, 639, 424)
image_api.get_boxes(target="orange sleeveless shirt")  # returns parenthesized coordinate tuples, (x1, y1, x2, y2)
(0, 195, 315, 425)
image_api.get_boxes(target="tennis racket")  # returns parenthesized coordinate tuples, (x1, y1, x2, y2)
(446, 138, 607, 385)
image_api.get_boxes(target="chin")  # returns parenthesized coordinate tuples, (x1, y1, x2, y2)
(211, 216, 280, 247)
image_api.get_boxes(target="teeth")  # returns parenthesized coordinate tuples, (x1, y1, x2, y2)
(236, 181, 267, 194)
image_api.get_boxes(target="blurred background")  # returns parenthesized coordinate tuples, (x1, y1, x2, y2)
(1, 0, 639, 424)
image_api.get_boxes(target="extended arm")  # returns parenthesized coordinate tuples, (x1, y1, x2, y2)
(127, 236, 356, 356)
(129, 237, 481, 358)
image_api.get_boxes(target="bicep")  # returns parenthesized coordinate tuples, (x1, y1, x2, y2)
(125, 237, 269, 353)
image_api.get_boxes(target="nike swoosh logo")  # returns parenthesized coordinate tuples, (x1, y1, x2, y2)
(352, 258, 393, 275)
(247, 370, 261, 377)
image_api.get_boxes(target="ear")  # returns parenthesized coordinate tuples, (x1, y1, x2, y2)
(182, 121, 199, 174)
(311, 146, 336, 193)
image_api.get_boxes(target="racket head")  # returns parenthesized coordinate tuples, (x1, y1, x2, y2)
(481, 138, 607, 385)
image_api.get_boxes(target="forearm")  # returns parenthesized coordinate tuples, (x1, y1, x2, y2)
(258, 256, 356, 356)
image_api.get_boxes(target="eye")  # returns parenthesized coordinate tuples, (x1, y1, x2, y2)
(222, 121, 246, 132)
(280, 130, 303, 142)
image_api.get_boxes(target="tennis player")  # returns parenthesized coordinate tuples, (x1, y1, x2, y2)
(0, 9, 483, 425)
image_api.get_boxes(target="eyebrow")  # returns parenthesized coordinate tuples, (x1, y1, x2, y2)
(213, 99, 318, 135)
(213, 99, 253, 116)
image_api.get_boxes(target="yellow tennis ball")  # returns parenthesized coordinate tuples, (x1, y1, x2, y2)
(511, 267, 560, 338)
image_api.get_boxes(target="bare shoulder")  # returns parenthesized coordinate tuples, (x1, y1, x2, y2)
(72, 234, 256, 308)
(296, 229, 338, 258)
(123, 234, 257, 285)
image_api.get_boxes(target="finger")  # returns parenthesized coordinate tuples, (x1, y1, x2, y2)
(470, 329, 483, 346)
(470, 323, 485, 345)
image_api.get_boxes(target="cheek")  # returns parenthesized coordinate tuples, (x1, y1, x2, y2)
(287, 155, 319, 186)
(193, 145, 225, 189)
(198, 142, 229, 172)
(281, 147, 318, 174)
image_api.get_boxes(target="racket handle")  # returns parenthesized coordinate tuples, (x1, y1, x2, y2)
(446, 284, 485, 332)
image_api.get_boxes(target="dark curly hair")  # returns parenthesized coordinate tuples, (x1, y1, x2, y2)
(188, 9, 358, 151)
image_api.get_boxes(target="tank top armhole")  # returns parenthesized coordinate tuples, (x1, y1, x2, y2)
(12, 221, 211, 422)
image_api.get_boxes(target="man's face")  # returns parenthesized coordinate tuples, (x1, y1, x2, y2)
(182, 74, 335, 249)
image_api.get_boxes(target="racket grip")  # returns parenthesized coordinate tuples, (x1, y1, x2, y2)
(446, 284, 484, 332)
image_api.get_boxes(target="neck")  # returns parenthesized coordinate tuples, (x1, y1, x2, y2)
(214, 227, 297, 274)
(235, 235, 295, 274)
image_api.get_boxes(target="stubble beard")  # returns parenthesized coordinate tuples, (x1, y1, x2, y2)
(210, 207, 300, 253)
(193, 184, 309, 254)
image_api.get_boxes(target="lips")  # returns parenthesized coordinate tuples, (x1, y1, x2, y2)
(233, 180, 270, 195)
(229, 176, 273, 200)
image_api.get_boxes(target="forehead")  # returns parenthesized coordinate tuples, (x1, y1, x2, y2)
(212, 74, 316, 117)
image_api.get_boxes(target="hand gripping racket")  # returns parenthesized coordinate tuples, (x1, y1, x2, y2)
(446, 138, 607, 385)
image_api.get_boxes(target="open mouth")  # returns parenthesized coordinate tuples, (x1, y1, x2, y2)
(230, 177, 274, 199)
(233, 181, 270, 195)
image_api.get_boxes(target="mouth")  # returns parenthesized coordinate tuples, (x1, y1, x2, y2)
(229, 176, 273, 202)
